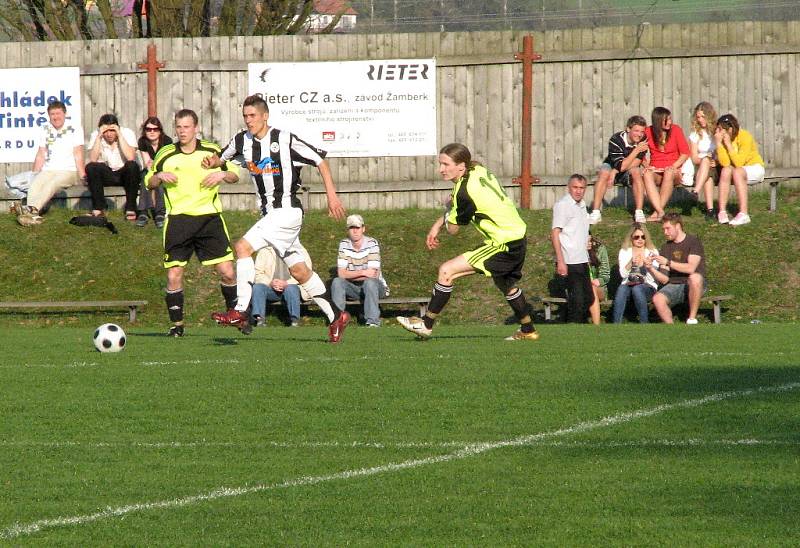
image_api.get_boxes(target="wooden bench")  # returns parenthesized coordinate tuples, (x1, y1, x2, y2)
(271, 296, 429, 317)
(0, 300, 148, 322)
(761, 168, 800, 213)
(540, 294, 733, 324)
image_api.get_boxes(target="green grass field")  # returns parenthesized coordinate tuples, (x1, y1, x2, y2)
(1, 323, 798, 545)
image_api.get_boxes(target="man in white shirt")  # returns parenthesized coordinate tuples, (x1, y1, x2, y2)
(16, 101, 85, 226)
(551, 174, 592, 323)
(85, 113, 139, 218)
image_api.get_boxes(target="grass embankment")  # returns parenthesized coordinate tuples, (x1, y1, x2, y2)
(1, 186, 798, 327)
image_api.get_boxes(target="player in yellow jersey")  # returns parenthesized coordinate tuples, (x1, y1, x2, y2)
(398, 143, 538, 341)
(144, 109, 240, 337)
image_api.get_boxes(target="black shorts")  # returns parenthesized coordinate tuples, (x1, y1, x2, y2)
(615, 170, 633, 187)
(163, 213, 233, 268)
(465, 237, 527, 285)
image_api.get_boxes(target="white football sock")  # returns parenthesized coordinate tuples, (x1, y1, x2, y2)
(234, 257, 255, 312)
(301, 272, 335, 322)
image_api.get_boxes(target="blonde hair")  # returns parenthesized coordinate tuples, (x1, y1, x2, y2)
(621, 222, 656, 250)
(691, 101, 718, 136)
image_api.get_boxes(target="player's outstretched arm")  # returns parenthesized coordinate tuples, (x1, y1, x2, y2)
(426, 217, 445, 250)
(319, 160, 345, 220)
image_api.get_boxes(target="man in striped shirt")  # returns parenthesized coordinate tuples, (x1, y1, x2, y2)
(331, 214, 389, 327)
(207, 94, 350, 342)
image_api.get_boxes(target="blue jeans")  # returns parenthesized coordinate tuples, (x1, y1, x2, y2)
(250, 283, 302, 324)
(331, 277, 387, 326)
(612, 283, 656, 323)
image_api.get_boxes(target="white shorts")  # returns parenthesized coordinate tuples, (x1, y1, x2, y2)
(744, 164, 765, 185)
(242, 207, 307, 268)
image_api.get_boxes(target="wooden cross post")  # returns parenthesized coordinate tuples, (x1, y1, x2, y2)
(512, 35, 542, 209)
(137, 43, 165, 118)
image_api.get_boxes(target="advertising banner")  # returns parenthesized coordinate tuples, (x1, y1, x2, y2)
(248, 59, 436, 157)
(0, 67, 82, 163)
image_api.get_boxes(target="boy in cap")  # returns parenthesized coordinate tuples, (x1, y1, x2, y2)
(331, 214, 389, 327)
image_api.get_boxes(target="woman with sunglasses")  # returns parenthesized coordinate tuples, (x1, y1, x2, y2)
(715, 113, 764, 226)
(612, 223, 660, 323)
(136, 116, 173, 228)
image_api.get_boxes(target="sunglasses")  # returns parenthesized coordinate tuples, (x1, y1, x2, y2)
(348, 226, 363, 229)
(632, 235, 645, 240)
(145, 127, 161, 132)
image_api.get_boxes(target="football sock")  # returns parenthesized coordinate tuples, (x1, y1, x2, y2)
(165, 288, 184, 323)
(301, 272, 337, 322)
(422, 282, 453, 330)
(427, 282, 452, 315)
(234, 257, 255, 312)
(220, 283, 237, 310)
(507, 288, 535, 333)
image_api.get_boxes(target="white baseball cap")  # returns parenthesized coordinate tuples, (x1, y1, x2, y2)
(346, 214, 364, 228)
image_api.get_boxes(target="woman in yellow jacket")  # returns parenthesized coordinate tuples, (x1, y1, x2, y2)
(715, 113, 764, 226)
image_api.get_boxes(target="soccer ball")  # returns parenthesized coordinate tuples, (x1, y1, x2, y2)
(93, 323, 126, 353)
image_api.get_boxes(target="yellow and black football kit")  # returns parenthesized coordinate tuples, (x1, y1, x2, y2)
(145, 139, 238, 268)
(446, 164, 528, 282)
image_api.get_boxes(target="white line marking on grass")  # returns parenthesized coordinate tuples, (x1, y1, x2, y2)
(2, 381, 798, 540)
(533, 438, 800, 448)
(4, 438, 798, 451)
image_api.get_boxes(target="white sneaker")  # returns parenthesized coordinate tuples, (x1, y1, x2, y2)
(718, 211, 730, 224)
(686, 318, 698, 325)
(397, 316, 432, 338)
(634, 209, 646, 223)
(588, 209, 602, 224)
(729, 212, 751, 226)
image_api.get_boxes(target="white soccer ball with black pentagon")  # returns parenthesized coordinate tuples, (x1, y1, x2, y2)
(93, 323, 126, 353)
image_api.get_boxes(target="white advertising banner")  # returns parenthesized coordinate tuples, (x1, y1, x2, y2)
(248, 59, 436, 157)
(0, 67, 83, 163)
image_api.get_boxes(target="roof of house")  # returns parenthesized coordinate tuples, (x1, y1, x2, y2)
(313, 0, 358, 16)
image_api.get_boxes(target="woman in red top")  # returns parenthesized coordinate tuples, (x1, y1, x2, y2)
(643, 107, 690, 221)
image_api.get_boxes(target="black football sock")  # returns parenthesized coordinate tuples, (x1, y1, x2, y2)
(507, 288, 535, 333)
(220, 283, 237, 310)
(165, 288, 184, 324)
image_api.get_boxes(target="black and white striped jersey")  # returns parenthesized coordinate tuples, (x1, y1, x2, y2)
(220, 127, 327, 216)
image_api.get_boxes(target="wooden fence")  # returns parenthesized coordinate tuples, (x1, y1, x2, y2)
(1, 21, 799, 210)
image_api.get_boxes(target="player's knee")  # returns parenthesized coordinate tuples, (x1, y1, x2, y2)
(233, 238, 253, 258)
(290, 262, 312, 283)
(167, 268, 183, 290)
(219, 268, 236, 286)
(437, 265, 454, 284)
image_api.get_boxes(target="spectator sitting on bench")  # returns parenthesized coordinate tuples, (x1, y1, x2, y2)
(16, 101, 86, 227)
(646, 213, 706, 325)
(331, 214, 389, 327)
(643, 107, 691, 222)
(251, 244, 311, 328)
(612, 223, 660, 324)
(715, 113, 765, 226)
(85, 113, 139, 220)
(135, 116, 172, 228)
(688, 101, 718, 221)
(589, 115, 649, 225)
